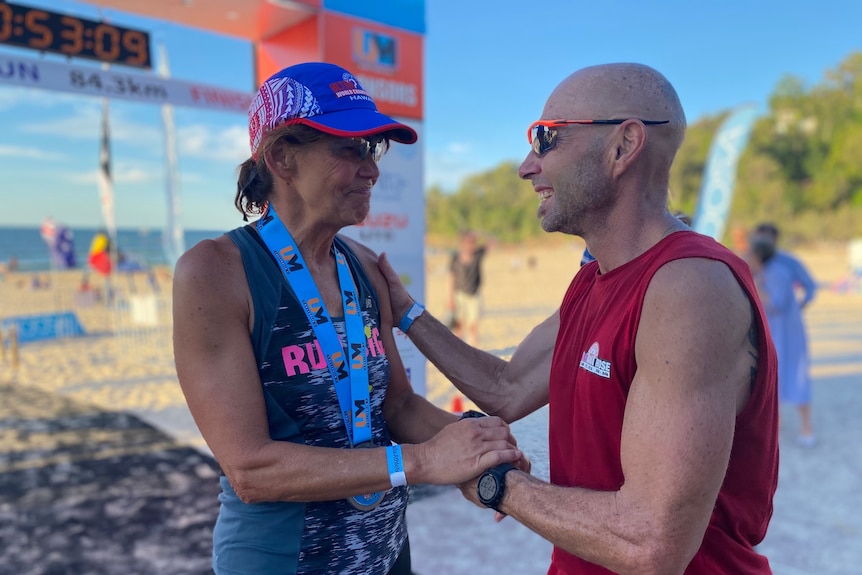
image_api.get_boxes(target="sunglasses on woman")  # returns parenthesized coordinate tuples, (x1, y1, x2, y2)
(527, 119, 670, 156)
(331, 135, 390, 162)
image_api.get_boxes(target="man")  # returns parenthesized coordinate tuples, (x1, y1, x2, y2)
(748, 222, 817, 446)
(380, 63, 779, 574)
(449, 230, 488, 345)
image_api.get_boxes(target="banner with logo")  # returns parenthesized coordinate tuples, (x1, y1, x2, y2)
(2, 312, 86, 344)
(692, 104, 759, 241)
(340, 119, 426, 395)
(322, 12, 423, 120)
(323, 11, 426, 393)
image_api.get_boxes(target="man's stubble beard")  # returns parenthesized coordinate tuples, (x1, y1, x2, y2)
(540, 156, 614, 237)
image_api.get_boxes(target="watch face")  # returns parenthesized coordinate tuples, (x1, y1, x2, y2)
(477, 474, 498, 502)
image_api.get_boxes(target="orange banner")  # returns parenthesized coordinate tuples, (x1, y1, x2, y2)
(322, 12, 423, 120)
(255, 16, 320, 88)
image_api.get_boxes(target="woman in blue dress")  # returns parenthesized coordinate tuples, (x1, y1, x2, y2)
(748, 223, 817, 446)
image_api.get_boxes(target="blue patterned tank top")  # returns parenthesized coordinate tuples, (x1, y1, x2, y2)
(212, 225, 407, 575)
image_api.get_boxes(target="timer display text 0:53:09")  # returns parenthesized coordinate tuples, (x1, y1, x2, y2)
(0, 1, 151, 69)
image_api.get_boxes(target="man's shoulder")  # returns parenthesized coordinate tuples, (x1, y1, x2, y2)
(650, 256, 751, 310)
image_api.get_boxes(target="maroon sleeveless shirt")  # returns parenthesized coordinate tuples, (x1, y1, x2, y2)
(548, 231, 778, 574)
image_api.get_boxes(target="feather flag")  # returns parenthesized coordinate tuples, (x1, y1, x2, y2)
(158, 42, 185, 270)
(94, 97, 115, 276)
(692, 104, 759, 241)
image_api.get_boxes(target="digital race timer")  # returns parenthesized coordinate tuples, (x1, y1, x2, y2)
(0, 1, 151, 69)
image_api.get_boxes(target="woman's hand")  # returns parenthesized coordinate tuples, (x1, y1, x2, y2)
(407, 416, 522, 486)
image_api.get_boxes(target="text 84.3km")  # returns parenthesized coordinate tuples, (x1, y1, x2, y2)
(69, 70, 167, 99)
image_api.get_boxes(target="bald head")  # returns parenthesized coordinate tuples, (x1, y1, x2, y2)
(546, 63, 687, 155)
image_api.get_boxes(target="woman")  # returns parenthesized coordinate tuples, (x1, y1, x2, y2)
(172, 62, 523, 575)
(747, 223, 817, 446)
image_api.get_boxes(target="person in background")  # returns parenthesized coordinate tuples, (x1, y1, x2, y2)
(674, 210, 693, 226)
(579, 246, 595, 267)
(449, 230, 489, 346)
(379, 62, 779, 574)
(748, 222, 818, 446)
(172, 62, 524, 575)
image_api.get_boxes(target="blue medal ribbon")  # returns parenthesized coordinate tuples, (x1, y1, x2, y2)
(256, 208, 381, 510)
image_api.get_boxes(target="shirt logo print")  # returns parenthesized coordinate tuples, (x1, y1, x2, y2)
(579, 342, 612, 379)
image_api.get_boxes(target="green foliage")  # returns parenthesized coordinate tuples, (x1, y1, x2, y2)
(425, 162, 541, 243)
(427, 52, 862, 245)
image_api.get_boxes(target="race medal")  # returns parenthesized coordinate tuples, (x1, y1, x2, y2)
(347, 441, 384, 511)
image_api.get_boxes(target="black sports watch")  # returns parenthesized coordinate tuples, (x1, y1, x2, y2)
(459, 410, 487, 420)
(477, 463, 517, 512)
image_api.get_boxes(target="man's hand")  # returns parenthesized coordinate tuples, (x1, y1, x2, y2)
(457, 452, 532, 522)
(413, 416, 522, 485)
(378, 253, 415, 325)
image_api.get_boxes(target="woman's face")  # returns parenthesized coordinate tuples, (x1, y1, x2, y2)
(287, 135, 387, 228)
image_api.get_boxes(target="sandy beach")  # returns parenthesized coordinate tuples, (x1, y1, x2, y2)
(423, 240, 861, 411)
(2, 239, 853, 418)
(1, 240, 860, 574)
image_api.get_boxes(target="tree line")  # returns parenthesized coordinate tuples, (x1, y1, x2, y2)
(427, 52, 862, 247)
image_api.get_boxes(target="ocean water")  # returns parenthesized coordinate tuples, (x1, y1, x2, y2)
(0, 226, 224, 272)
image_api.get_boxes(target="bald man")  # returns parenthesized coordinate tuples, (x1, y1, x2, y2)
(380, 63, 779, 575)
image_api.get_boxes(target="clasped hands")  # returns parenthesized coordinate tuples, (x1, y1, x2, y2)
(423, 415, 530, 520)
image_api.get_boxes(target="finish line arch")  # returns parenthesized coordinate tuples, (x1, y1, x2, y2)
(0, 0, 428, 394)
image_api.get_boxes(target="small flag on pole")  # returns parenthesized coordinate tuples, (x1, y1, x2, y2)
(40, 217, 76, 269)
(88, 230, 112, 276)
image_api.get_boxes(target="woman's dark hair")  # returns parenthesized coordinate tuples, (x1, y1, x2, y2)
(234, 124, 326, 221)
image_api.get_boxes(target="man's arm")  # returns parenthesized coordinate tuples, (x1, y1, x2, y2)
(378, 253, 554, 423)
(343, 237, 464, 442)
(463, 258, 755, 575)
(342, 237, 531, 475)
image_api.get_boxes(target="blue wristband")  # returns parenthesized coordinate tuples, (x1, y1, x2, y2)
(386, 444, 407, 488)
(398, 302, 425, 333)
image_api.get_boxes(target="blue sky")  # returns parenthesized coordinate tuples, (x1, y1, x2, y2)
(0, 0, 860, 230)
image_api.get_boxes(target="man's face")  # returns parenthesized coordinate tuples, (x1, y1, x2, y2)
(519, 83, 617, 236)
(538, 135, 614, 236)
